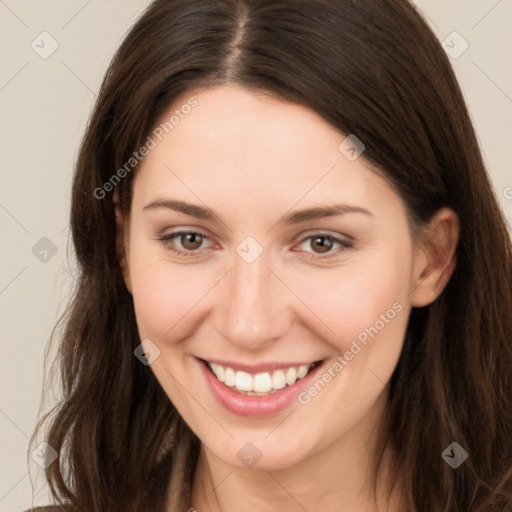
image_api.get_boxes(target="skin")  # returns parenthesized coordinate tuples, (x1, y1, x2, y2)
(116, 84, 459, 511)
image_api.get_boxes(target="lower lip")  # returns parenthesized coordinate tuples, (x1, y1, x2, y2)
(198, 358, 324, 418)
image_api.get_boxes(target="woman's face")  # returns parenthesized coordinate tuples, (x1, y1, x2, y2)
(120, 84, 427, 471)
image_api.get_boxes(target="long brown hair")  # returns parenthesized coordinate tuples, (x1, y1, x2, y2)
(29, 0, 512, 510)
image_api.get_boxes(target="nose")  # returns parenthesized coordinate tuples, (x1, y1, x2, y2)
(213, 247, 292, 350)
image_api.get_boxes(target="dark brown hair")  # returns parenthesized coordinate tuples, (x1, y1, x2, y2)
(29, 0, 512, 510)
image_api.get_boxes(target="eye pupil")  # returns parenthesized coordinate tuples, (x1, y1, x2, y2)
(181, 233, 203, 250)
(311, 236, 333, 253)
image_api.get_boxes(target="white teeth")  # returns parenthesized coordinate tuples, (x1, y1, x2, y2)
(207, 361, 315, 395)
(297, 364, 309, 379)
(253, 372, 272, 393)
(210, 363, 224, 383)
(235, 371, 253, 391)
(285, 367, 297, 385)
(224, 367, 236, 387)
(271, 369, 287, 390)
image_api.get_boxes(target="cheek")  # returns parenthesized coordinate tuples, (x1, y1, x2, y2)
(288, 245, 413, 356)
(128, 251, 212, 342)
(289, 250, 412, 445)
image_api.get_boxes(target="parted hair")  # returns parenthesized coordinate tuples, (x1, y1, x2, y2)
(29, 0, 512, 511)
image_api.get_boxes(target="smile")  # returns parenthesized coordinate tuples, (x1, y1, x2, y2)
(206, 361, 318, 396)
(198, 357, 325, 417)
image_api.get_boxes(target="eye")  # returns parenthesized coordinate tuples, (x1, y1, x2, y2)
(158, 230, 213, 257)
(296, 233, 353, 259)
(158, 230, 353, 260)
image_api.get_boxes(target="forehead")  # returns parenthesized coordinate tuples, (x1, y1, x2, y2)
(152, 84, 342, 165)
(133, 84, 401, 221)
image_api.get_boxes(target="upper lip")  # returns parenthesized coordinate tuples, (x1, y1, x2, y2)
(199, 357, 323, 374)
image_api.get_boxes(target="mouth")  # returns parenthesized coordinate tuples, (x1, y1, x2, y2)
(203, 359, 323, 396)
(197, 357, 326, 417)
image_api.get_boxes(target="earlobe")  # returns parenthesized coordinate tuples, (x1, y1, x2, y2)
(409, 208, 460, 308)
(113, 189, 132, 294)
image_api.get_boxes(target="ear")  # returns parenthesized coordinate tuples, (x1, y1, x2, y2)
(410, 207, 460, 308)
(113, 188, 132, 294)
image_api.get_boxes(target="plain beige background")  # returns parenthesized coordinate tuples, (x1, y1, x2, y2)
(1, 1, 511, 510)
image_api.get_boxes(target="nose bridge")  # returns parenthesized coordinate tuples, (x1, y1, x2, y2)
(214, 244, 290, 348)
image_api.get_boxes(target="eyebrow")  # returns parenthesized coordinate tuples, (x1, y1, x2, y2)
(143, 198, 373, 224)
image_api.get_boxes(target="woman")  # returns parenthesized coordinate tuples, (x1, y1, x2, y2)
(26, 0, 512, 511)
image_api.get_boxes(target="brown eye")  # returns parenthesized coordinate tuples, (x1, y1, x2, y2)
(179, 232, 204, 250)
(158, 230, 211, 257)
(310, 235, 334, 254)
(296, 233, 353, 260)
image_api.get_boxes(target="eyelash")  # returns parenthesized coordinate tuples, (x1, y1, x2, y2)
(158, 230, 353, 260)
